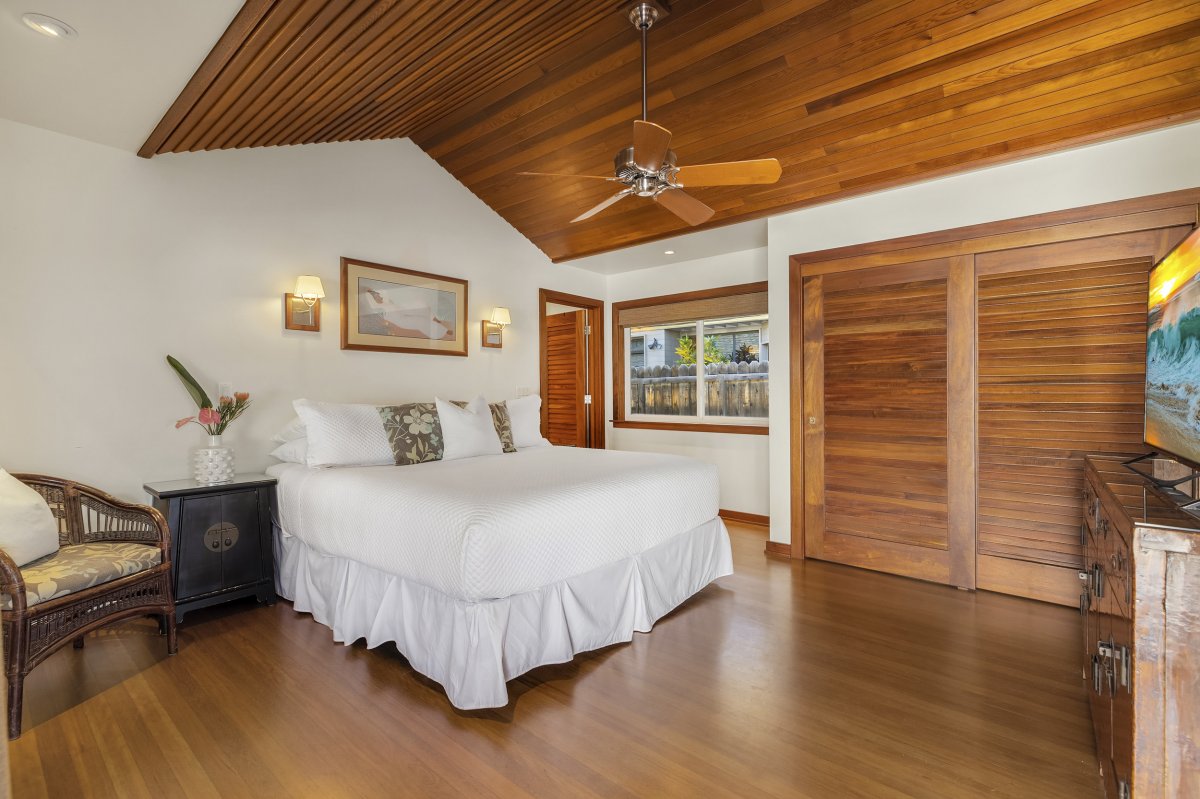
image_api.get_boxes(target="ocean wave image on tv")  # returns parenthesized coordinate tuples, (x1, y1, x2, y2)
(1146, 227, 1200, 465)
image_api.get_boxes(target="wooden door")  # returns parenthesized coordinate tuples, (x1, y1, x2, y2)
(973, 229, 1186, 604)
(544, 310, 588, 447)
(802, 257, 976, 587)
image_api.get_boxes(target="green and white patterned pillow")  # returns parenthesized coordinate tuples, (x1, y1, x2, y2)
(378, 400, 516, 464)
(487, 401, 517, 454)
(378, 403, 444, 465)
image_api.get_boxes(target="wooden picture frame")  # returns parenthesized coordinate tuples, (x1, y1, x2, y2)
(283, 294, 321, 331)
(481, 320, 503, 348)
(340, 257, 469, 356)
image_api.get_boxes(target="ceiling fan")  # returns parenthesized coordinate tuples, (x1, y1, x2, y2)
(518, 2, 782, 227)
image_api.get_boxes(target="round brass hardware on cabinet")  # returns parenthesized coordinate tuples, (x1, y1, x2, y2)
(203, 522, 240, 552)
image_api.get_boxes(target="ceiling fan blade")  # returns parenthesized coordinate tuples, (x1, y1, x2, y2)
(571, 189, 633, 223)
(673, 158, 782, 187)
(632, 120, 672, 173)
(655, 189, 715, 226)
(517, 171, 615, 180)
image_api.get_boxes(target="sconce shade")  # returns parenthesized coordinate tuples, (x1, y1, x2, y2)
(295, 275, 325, 299)
(489, 307, 511, 326)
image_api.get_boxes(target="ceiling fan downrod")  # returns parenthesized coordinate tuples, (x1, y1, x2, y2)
(628, 3, 660, 122)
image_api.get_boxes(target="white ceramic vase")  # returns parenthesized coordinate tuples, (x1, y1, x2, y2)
(193, 434, 234, 485)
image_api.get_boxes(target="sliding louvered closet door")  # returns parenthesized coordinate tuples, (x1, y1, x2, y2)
(795, 206, 1197, 605)
(802, 257, 976, 588)
(973, 230, 1185, 603)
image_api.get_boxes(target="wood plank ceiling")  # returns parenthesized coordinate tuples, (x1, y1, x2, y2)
(142, 0, 1200, 262)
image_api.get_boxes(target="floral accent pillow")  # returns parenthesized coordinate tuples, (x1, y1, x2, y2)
(378, 403, 444, 465)
(488, 401, 518, 454)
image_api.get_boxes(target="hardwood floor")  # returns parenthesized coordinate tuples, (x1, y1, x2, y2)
(9, 524, 1101, 798)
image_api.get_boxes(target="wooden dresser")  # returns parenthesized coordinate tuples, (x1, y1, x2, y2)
(1081, 455, 1200, 799)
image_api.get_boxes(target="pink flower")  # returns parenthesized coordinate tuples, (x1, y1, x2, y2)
(175, 416, 194, 429)
(234, 392, 250, 402)
(218, 396, 233, 406)
(198, 407, 221, 425)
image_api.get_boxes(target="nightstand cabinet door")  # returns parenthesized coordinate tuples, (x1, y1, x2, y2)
(178, 489, 263, 599)
(215, 488, 264, 589)
(177, 495, 227, 599)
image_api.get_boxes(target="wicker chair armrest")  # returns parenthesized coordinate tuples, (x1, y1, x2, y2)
(0, 548, 28, 613)
(75, 485, 171, 556)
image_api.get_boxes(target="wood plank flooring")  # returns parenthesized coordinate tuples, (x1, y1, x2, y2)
(9, 524, 1101, 798)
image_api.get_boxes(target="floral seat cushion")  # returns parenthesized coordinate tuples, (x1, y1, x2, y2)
(2, 542, 161, 610)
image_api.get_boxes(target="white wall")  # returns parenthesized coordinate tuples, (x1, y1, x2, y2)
(0, 118, 605, 500)
(606, 248, 769, 516)
(765, 120, 1200, 544)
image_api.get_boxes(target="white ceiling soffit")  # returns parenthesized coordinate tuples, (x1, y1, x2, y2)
(567, 217, 768, 275)
(0, 0, 242, 152)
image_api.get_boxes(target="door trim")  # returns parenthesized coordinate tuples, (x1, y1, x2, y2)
(539, 288, 605, 449)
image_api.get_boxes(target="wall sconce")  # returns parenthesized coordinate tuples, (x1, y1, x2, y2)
(284, 275, 325, 331)
(482, 306, 510, 349)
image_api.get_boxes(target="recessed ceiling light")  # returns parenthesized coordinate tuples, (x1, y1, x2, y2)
(21, 13, 76, 39)
(664, 250, 675, 255)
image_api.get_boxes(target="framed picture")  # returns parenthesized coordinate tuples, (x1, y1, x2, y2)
(340, 257, 469, 356)
(283, 294, 320, 331)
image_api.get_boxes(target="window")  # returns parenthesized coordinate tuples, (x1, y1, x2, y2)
(613, 283, 768, 433)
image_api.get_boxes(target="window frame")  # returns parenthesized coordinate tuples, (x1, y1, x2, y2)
(612, 282, 769, 436)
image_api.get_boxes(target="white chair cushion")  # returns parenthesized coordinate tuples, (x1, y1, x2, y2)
(0, 470, 60, 567)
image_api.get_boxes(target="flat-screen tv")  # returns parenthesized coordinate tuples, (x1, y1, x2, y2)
(1146, 225, 1200, 469)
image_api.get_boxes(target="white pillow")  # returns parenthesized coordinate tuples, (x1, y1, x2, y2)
(0, 470, 59, 567)
(271, 417, 306, 444)
(293, 399, 393, 468)
(506, 394, 552, 449)
(436, 396, 503, 461)
(269, 437, 308, 465)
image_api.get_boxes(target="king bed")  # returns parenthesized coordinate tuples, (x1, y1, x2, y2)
(267, 445, 733, 709)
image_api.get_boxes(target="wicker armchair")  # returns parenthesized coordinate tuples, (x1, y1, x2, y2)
(1, 474, 176, 738)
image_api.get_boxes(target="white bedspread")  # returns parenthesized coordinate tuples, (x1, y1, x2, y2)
(268, 447, 720, 602)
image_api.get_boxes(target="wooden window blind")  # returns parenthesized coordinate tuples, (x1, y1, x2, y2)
(617, 291, 767, 328)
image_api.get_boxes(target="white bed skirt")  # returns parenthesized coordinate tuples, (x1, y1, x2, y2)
(274, 518, 734, 710)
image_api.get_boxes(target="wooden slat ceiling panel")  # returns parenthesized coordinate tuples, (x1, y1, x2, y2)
(141, 0, 1200, 261)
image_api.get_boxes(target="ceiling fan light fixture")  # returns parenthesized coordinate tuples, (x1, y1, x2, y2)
(21, 13, 76, 39)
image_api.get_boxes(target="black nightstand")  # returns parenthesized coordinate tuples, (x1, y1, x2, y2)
(144, 474, 277, 622)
